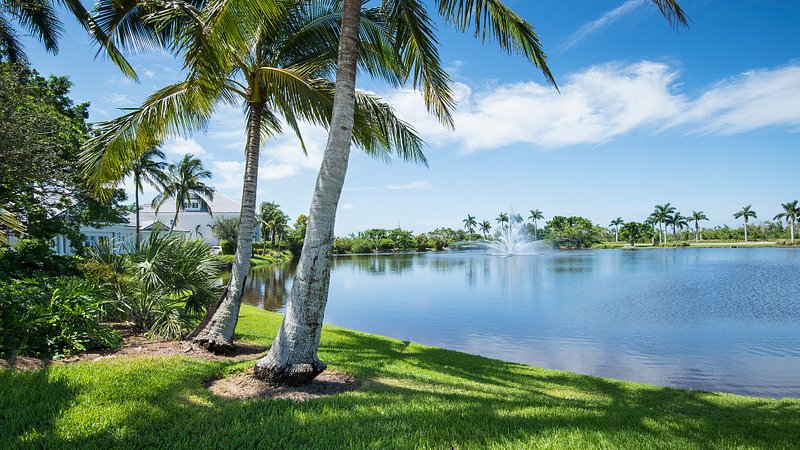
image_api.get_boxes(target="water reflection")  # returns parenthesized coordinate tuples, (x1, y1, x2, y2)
(239, 248, 800, 398)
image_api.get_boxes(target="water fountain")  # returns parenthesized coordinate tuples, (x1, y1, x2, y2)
(483, 216, 541, 256)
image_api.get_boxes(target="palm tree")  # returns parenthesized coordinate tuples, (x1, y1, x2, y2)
(733, 205, 757, 242)
(462, 214, 477, 240)
(496, 213, 510, 231)
(260, 202, 284, 251)
(664, 212, 688, 242)
(652, 203, 676, 244)
(255, 0, 688, 385)
(129, 146, 169, 247)
(479, 220, 492, 239)
(528, 209, 544, 240)
(609, 217, 624, 242)
(151, 154, 214, 231)
(690, 210, 709, 242)
(774, 200, 799, 243)
(0, 0, 134, 76)
(82, 1, 423, 353)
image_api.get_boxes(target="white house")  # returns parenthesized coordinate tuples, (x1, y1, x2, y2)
(50, 191, 244, 255)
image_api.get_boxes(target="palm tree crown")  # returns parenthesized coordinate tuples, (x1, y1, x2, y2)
(733, 205, 757, 242)
(131, 146, 169, 246)
(463, 214, 477, 238)
(774, 200, 799, 242)
(152, 154, 214, 230)
(690, 210, 709, 241)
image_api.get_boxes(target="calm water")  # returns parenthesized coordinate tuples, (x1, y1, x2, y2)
(241, 248, 800, 398)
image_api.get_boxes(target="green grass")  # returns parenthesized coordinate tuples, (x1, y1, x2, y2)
(214, 250, 293, 268)
(2, 306, 798, 449)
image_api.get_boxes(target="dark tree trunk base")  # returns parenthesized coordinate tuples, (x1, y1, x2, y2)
(191, 336, 235, 356)
(253, 359, 327, 386)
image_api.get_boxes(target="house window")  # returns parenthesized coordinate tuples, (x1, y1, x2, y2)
(192, 202, 199, 209)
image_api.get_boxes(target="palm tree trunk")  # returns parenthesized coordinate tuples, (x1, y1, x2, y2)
(744, 220, 748, 242)
(791, 221, 795, 242)
(695, 223, 699, 242)
(254, 0, 361, 385)
(134, 172, 141, 248)
(189, 102, 264, 353)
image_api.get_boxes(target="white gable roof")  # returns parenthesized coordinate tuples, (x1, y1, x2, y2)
(140, 192, 240, 214)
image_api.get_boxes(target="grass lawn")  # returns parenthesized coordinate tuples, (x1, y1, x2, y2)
(2, 306, 798, 449)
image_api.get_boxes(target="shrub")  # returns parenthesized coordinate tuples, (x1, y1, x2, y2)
(350, 238, 374, 254)
(332, 238, 353, 254)
(0, 238, 77, 279)
(220, 240, 237, 255)
(0, 277, 121, 358)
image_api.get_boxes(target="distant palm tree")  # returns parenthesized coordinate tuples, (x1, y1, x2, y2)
(496, 213, 509, 230)
(645, 215, 658, 246)
(665, 212, 688, 242)
(462, 214, 477, 239)
(129, 147, 169, 247)
(510, 214, 524, 224)
(528, 209, 544, 240)
(152, 154, 214, 231)
(479, 220, 492, 239)
(774, 200, 800, 243)
(609, 217, 624, 242)
(733, 205, 757, 242)
(690, 211, 709, 242)
(652, 203, 676, 244)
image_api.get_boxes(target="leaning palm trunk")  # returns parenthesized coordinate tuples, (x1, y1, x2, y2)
(254, 0, 361, 385)
(189, 103, 264, 352)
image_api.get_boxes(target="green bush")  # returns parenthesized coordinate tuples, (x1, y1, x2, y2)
(351, 238, 374, 254)
(220, 240, 237, 255)
(0, 277, 121, 358)
(0, 238, 77, 279)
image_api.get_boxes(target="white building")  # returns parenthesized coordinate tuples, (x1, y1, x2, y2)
(50, 192, 243, 255)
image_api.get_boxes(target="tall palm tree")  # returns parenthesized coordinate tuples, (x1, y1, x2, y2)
(690, 210, 708, 242)
(645, 215, 659, 246)
(528, 209, 544, 240)
(259, 201, 283, 251)
(496, 213, 509, 230)
(479, 220, 491, 239)
(733, 205, 757, 242)
(82, 1, 423, 353)
(462, 214, 477, 239)
(665, 212, 688, 242)
(774, 200, 799, 243)
(609, 217, 624, 242)
(151, 154, 214, 231)
(129, 146, 169, 247)
(255, 0, 688, 385)
(652, 203, 676, 244)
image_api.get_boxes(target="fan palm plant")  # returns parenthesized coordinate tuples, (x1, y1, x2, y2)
(81, 0, 424, 353)
(773, 200, 799, 243)
(733, 205, 757, 242)
(690, 210, 708, 242)
(256, 0, 689, 385)
(129, 146, 169, 246)
(528, 209, 544, 240)
(151, 154, 214, 231)
(462, 214, 477, 239)
(609, 217, 624, 242)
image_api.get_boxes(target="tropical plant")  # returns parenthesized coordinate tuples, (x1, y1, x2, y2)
(81, 0, 424, 353)
(609, 217, 624, 242)
(85, 226, 222, 338)
(462, 214, 477, 239)
(690, 210, 709, 242)
(528, 209, 544, 240)
(129, 146, 169, 246)
(211, 216, 240, 243)
(256, 0, 688, 385)
(479, 220, 492, 239)
(544, 216, 602, 249)
(773, 200, 799, 243)
(733, 205, 757, 242)
(496, 213, 509, 230)
(151, 154, 214, 231)
(652, 203, 676, 244)
(0, 207, 24, 245)
(620, 222, 652, 247)
(664, 211, 688, 242)
(260, 202, 289, 250)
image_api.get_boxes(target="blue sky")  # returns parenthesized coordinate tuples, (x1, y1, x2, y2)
(21, 0, 800, 234)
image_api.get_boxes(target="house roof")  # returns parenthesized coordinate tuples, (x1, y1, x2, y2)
(140, 192, 241, 214)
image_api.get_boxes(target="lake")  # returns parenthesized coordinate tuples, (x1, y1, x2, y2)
(241, 248, 800, 398)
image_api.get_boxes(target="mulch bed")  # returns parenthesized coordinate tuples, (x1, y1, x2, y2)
(206, 369, 359, 402)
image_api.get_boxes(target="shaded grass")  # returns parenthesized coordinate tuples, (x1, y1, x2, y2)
(214, 250, 293, 268)
(2, 305, 798, 449)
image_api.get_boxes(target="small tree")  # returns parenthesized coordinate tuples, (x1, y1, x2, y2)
(609, 217, 624, 242)
(733, 205, 757, 242)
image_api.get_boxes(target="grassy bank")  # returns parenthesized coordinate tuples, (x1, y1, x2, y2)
(2, 306, 798, 448)
(593, 241, 797, 249)
(215, 249, 293, 269)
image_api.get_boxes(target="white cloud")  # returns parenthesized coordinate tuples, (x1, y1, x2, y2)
(103, 93, 134, 106)
(341, 203, 354, 210)
(386, 180, 431, 190)
(259, 163, 298, 180)
(560, 0, 644, 52)
(163, 137, 207, 156)
(210, 160, 245, 193)
(385, 61, 800, 153)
